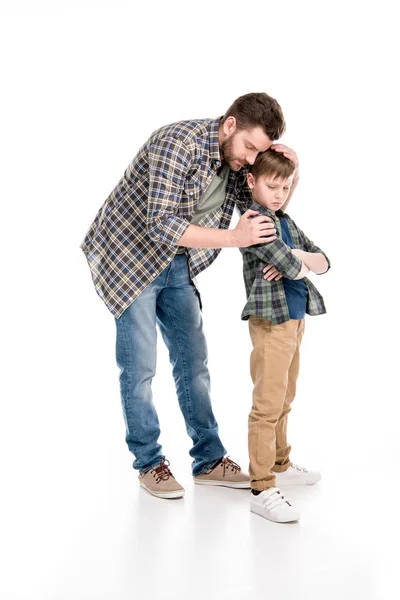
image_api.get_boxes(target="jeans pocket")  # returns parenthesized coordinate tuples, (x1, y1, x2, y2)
(191, 277, 203, 311)
(194, 287, 203, 311)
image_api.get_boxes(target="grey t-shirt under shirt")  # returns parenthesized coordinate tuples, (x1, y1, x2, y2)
(176, 163, 230, 253)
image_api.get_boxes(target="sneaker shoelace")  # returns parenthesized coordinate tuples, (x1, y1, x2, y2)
(152, 458, 174, 484)
(290, 462, 308, 473)
(221, 456, 241, 477)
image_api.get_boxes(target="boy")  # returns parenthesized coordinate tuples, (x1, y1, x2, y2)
(240, 150, 330, 522)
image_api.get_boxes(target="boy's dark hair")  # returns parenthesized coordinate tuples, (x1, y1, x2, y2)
(251, 149, 296, 180)
(221, 92, 285, 141)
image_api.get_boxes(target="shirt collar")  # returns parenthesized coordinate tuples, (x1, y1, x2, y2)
(249, 200, 286, 221)
(208, 117, 222, 167)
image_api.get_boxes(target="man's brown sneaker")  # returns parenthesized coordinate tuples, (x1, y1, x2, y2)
(138, 458, 185, 499)
(193, 456, 250, 488)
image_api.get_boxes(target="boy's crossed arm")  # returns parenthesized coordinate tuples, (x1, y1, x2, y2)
(293, 227, 330, 275)
(263, 247, 328, 282)
(242, 237, 309, 281)
(262, 224, 330, 282)
(291, 249, 328, 275)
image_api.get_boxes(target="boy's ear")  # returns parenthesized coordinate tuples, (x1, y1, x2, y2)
(247, 172, 255, 189)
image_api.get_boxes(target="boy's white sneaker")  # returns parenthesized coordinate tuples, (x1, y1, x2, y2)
(250, 488, 300, 523)
(275, 462, 321, 486)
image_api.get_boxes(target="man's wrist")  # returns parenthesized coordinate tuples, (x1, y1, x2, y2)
(178, 224, 239, 249)
(228, 229, 242, 248)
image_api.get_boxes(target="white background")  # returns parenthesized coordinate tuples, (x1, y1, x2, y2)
(1, 1, 399, 599)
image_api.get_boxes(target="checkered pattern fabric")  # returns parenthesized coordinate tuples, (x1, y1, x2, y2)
(241, 201, 330, 324)
(81, 118, 250, 317)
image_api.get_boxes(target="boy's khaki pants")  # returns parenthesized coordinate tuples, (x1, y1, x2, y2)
(248, 316, 305, 491)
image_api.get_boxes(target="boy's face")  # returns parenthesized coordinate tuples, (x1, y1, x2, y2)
(247, 172, 294, 212)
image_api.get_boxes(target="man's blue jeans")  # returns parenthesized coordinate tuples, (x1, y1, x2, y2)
(115, 254, 226, 475)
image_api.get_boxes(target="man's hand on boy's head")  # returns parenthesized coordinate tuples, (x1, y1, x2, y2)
(270, 143, 298, 167)
(270, 143, 300, 183)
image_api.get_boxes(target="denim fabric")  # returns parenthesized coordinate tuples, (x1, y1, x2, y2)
(115, 254, 226, 475)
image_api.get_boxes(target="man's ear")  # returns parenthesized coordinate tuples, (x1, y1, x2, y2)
(247, 172, 255, 189)
(223, 116, 236, 136)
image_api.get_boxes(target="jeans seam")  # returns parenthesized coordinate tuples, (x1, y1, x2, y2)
(118, 315, 141, 461)
(195, 456, 223, 476)
(140, 457, 166, 474)
(158, 294, 206, 448)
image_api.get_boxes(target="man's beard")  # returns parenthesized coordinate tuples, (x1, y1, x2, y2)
(221, 133, 243, 171)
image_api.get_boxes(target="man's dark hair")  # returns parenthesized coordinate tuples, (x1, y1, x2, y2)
(221, 92, 285, 141)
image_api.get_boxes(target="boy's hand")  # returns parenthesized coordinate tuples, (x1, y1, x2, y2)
(291, 248, 303, 258)
(234, 209, 276, 247)
(263, 264, 283, 281)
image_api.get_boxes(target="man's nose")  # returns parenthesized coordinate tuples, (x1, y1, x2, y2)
(246, 151, 258, 165)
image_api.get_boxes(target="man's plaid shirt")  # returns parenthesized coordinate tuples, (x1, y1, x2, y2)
(81, 118, 249, 318)
(240, 201, 330, 325)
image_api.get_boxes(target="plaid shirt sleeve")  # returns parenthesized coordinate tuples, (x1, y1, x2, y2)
(241, 238, 303, 280)
(292, 222, 331, 274)
(146, 137, 193, 246)
(233, 168, 253, 215)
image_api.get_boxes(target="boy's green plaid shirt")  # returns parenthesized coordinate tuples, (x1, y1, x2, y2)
(240, 201, 330, 325)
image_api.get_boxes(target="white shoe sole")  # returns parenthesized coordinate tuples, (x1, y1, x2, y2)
(193, 479, 251, 488)
(139, 481, 185, 499)
(250, 504, 300, 523)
